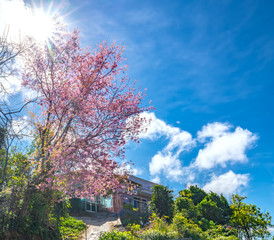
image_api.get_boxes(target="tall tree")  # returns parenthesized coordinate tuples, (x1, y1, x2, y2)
(150, 185, 174, 223)
(230, 194, 272, 240)
(198, 192, 231, 224)
(179, 185, 207, 205)
(21, 28, 150, 200)
(174, 196, 198, 220)
(0, 28, 29, 191)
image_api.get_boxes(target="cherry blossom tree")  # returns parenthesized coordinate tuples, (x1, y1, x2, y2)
(22, 29, 150, 199)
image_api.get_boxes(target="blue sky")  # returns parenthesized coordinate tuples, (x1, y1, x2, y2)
(1, 0, 273, 220)
(67, 0, 274, 217)
(66, 0, 274, 213)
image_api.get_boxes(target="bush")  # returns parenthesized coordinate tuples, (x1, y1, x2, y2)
(99, 230, 135, 240)
(211, 236, 239, 240)
(59, 216, 86, 240)
(141, 230, 177, 240)
(205, 225, 238, 240)
(120, 208, 149, 227)
(172, 213, 206, 240)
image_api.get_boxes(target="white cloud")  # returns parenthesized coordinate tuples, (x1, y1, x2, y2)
(194, 122, 258, 170)
(138, 112, 180, 140)
(131, 166, 143, 176)
(0, 76, 21, 100)
(149, 152, 184, 182)
(133, 116, 256, 194)
(197, 122, 232, 142)
(140, 112, 195, 182)
(12, 115, 32, 137)
(116, 163, 143, 176)
(165, 131, 194, 152)
(151, 176, 161, 184)
(203, 170, 249, 196)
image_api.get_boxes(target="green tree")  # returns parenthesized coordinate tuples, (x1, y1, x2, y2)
(175, 196, 198, 220)
(230, 194, 272, 240)
(199, 192, 231, 225)
(179, 185, 207, 205)
(198, 198, 224, 224)
(150, 185, 174, 223)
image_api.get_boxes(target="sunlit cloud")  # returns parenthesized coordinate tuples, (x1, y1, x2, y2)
(138, 112, 181, 140)
(194, 122, 258, 170)
(138, 112, 195, 183)
(139, 114, 256, 191)
(203, 170, 249, 196)
(151, 175, 161, 184)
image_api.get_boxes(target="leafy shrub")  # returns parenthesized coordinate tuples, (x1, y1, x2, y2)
(120, 208, 149, 227)
(127, 223, 141, 236)
(172, 213, 206, 240)
(205, 225, 238, 240)
(197, 217, 216, 231)
(141, 229, 177, 240)
(212, 237, 239, 240)
(124, 204, 134, 211)
(59, 216, 86, 240)
(99, 230, 135, 240)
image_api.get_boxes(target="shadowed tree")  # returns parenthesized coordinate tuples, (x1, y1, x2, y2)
(150, 185, 174, 223)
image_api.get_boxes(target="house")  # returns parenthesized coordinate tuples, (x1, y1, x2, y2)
(78, 175, 157, 214)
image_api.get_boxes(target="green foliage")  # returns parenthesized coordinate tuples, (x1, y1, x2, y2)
(59, 216, 86, 240)
(149, 213, 170, 233)
(172, 213, 205, 240)
(205, 225, 238, 239)
(230, 194, 272, 239)
(141, 229, 177, 240)
(203, 192, 231, 224)
(211, 236, 239, 240)
(180, 185, 207, 205)
(150, 185, 174, 223)
(0, 151, 73, 239)
(99, 188, 272, 240)
(99, 226, 177, 240)
(127, 223, 141, 235)
(0, 127, 6, 148)
(172, 213, 207, 240)
(124, 203, 134, 210)
(120, 208, 149, 227)
(198, 198, 224, 224)
(197, 217, 216, 231)
(175, 196, 198, 220)
(99, 230, 135, 240)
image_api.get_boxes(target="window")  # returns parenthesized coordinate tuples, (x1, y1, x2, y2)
(85, 199, 98, 212)
(133, 197, 147, 211)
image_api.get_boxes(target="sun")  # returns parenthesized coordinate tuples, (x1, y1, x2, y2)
(28, 9, 55, 42)
(19, 8, 55, 43)
(2, 2, 55, 43)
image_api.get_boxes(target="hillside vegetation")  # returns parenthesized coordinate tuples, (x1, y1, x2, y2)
(100, 185, 272, 240)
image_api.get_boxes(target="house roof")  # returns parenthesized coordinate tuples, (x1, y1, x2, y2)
(128, 175, 158, 186)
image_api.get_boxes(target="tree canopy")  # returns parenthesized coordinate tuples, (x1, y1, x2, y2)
(21, 29, 150, 198)
(230, 194, 272, 240)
